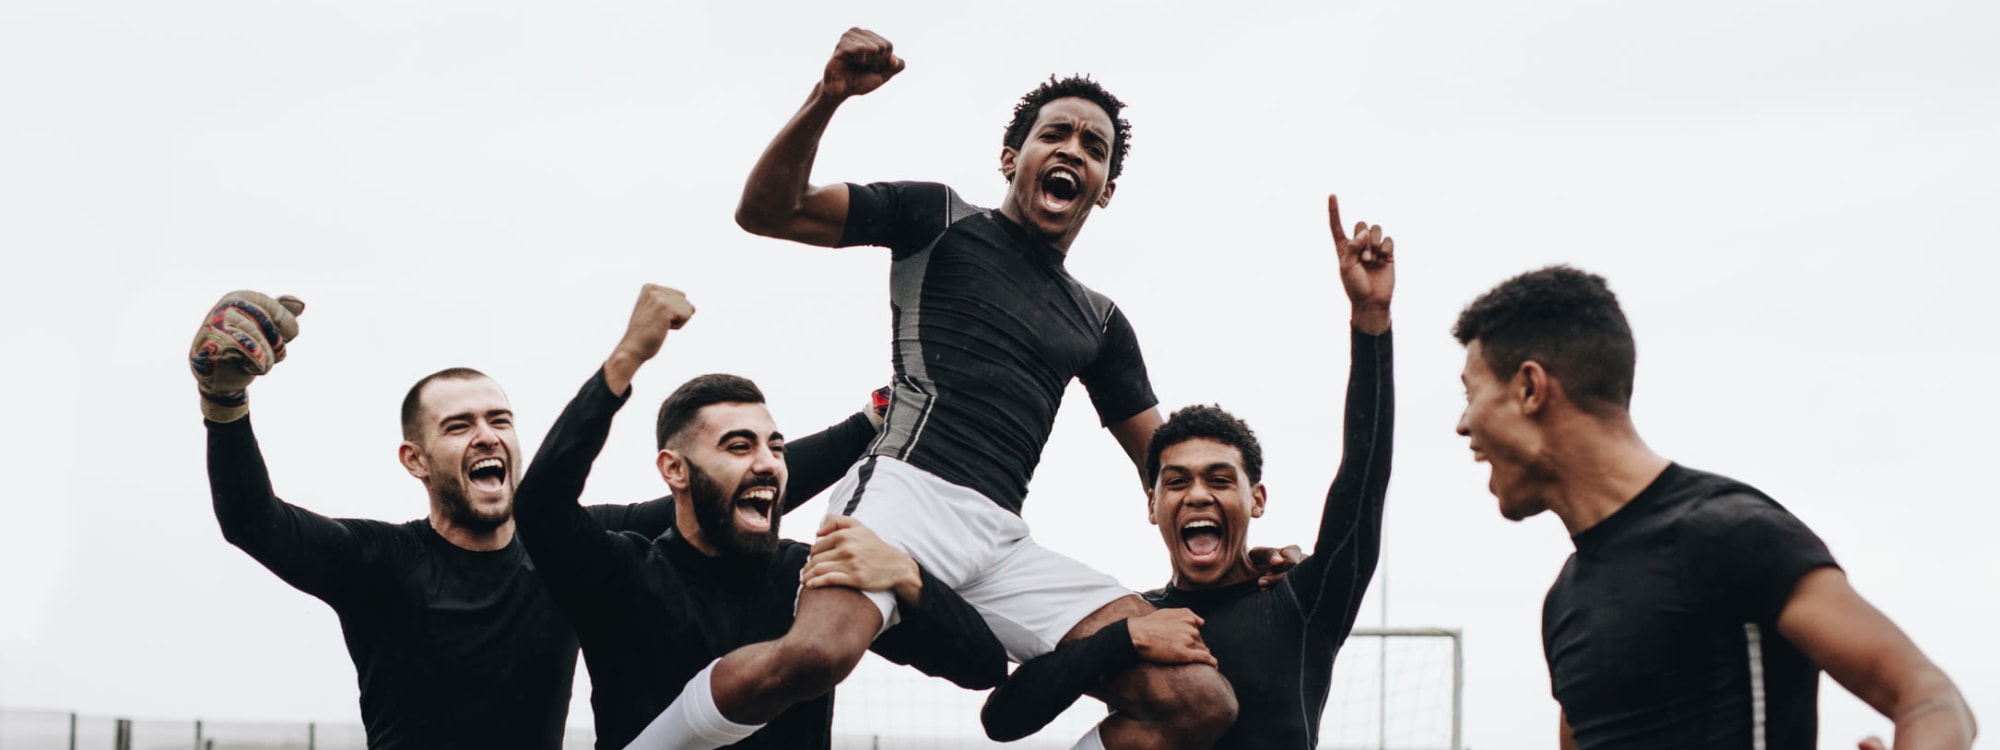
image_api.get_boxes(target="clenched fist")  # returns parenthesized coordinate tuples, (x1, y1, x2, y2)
(190, 291, 305, 423)
(822, 27, 904, 99)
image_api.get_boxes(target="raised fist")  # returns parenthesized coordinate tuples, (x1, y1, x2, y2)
(190, 290, 305, 423)
(614, 284, 694, 366)
(823, 27, 904, 99)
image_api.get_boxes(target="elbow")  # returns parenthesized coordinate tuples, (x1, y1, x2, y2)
(980, 698, 1035, 743)
(733, 202, 783, 238)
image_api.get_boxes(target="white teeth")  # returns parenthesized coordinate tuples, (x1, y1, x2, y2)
(471, 458, 503, 472)
(740, 487, 776, 502)
(1181, 519, 1219, 532)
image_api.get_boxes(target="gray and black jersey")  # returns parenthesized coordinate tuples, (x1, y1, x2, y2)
(1544, 464, 1840, 749)
(838, 181, 1157, 514)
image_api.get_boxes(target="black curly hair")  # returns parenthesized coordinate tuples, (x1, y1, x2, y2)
(1145, 404, 1263, 489)
(1002, 75, 1132, 182)
(1453, 265, 1636, 414)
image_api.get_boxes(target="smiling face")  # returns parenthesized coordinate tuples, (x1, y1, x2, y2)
(1457, 340, 1550, 521)
(660, 401, 787, 557)
(999, 97, 1118, 249)
(1149, 438, 1266, 590)
(401, 376, 520, 531)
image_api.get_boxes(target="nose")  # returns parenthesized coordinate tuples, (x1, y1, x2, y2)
(1455, 407, 1470, 437)
(472, 420, 501, 447)
(751, 442, 784, 476)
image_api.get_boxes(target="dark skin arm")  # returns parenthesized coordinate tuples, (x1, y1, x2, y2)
(734, 27, 903, 246)
(1778, 568, 1976, 750)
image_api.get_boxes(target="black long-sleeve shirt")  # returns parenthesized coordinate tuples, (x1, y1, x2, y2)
(981, 328, 1394, 749)
(512, 369, 1009, 750)
(205, 403, 875, 750)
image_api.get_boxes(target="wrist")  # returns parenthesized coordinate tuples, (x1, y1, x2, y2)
(892, 561, 923, 605)
(1351, 305, 1391, 336)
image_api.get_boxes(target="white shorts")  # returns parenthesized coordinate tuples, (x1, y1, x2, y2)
(820, 455, 1130, 663)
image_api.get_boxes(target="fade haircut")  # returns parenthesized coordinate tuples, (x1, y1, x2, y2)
(1003, 75, 1133, 182)
(656, 374, 767, 450)
(1453, 265, 1637, 414)
(400, 367, 493, 442)
(1145, 404, 1264, 489)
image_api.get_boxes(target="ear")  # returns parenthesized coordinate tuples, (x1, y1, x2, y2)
(1146, 488, 1159, 525)
(1516, 360, 1551, 417)
(1096, 180, 1116, 208)
(657, 448, 689, 493)
(398, 441, 429, 480)
(1250, 483, 1267, 519)
(999, 146, 1019, 183)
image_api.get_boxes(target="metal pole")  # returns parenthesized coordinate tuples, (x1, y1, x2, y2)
(195, 719, 203, 750)
(1451, 629, 1464, 750)
(1378, 564, 1388, 750)
(68, 712, 76, 750)
(309, 722, 317, 750)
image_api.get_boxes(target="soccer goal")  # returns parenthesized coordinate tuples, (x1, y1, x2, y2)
(1322, 627, 1464, 750)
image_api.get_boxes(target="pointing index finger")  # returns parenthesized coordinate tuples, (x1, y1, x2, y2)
(1327, 194, 1348, 244)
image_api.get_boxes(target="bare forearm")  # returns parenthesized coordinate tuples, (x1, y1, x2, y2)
(736, 84, 845, 234)
(1887, 687, 1977, 750)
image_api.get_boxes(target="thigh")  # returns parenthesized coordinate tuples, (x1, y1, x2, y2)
(954, 538, 1133, 662)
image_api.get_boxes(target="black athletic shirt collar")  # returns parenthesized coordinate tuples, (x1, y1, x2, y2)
(1572, 462, 1684, 553)
(989, 210, 1069, 266)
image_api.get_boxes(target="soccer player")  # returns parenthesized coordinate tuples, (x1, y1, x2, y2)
(191, 291, 878, 749)
(636, 27, 1236, 750)
(509, 284, 1007, 749)
(1451, 267, 1978, 749)
(980, 196, 1396, 748)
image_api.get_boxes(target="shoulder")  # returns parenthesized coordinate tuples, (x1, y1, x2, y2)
(853, 181, 985, 218)
(1668, 469, 1810, 541)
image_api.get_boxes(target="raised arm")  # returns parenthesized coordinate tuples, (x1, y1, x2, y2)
(1286, 195, 1396, 639)
(734, 28, 904, 246)
(195, 291, 397, 601)
(515, 285, 695, 597)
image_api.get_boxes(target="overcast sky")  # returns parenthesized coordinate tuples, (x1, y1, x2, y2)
(2, 1, 1995, 748)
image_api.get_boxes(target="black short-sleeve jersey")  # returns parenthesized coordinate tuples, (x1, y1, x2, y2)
(1544, 464, 1839, 750)
(838, 181, 1158, 513)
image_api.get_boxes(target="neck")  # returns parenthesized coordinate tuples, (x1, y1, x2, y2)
(674, 496, 722, 557)
(429, 514, 515, 551)
(1539, 413, 1670, 539)
(997, 196, 1083, 254)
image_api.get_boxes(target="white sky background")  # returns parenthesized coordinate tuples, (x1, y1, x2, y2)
(1, 0, 1995, 747)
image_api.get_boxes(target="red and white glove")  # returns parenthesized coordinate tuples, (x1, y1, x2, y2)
(189, 291, 304, 423)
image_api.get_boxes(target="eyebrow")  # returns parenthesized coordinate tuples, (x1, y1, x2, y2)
(716, 429, 784, 446)
(1163, 463, 1240, 475)
(437, 408, 512, 427)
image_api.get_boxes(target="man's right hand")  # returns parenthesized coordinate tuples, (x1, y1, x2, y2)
(605, 284, 694, 394)
(822, 28, 904, 99)
(189, 291, 304, 423)
(1126, 609, 1217, 667)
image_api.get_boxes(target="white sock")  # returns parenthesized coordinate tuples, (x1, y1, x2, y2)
(1068, 724, 1107, 750)
(623, 659, 764, 750)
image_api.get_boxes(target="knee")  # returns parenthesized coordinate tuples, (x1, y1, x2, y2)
(767, 636, 867, 698)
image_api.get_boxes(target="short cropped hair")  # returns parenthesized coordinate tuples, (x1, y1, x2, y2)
(1003, 75, 1133, 183)
(1145, 404, 1264, 488)
(400, 367, 492, 441)
(656, 374, 767, 450)
(1452, 265, 1636, 413)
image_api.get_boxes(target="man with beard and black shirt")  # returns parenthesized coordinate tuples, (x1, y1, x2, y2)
(980, 197, 1396, 749)
(192, 290, 879, 750)
(510, 284, 1007, 750)
(638, 28, 1234, 750)
(1452, 267, 1977, 749)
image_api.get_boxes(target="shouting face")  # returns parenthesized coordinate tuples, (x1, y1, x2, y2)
(1000, 97, 1118, 249)
(662, 402, 787, 557)
(403, 376, 520, 532)
(1149, 438, 1265, 590)
(1457, 341, 1550, 521)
